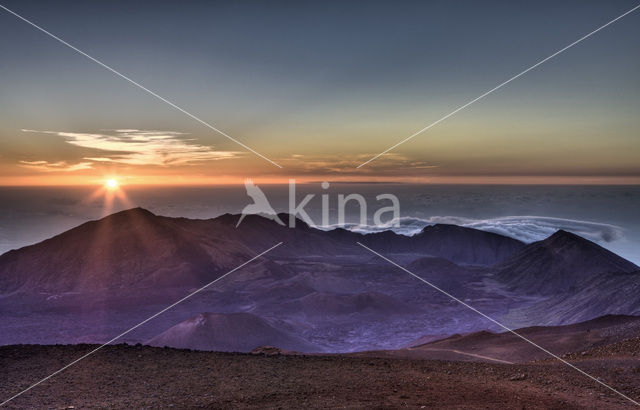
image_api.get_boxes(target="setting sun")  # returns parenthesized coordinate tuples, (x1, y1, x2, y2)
(93, 178, 131, 214)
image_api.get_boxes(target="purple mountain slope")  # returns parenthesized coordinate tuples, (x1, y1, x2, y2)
(0, 208, 254, 293)
(494, 230, 638, 295)
(3, 208, 639, 352)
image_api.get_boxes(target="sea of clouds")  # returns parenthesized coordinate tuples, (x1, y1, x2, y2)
(326, 215, 625, 245)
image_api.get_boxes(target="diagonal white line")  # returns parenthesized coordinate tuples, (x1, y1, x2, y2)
(356, 242, 640, 407)
(357, 3, 640, 168)
(0, 4, 283, 169)
(0, 242, 283, 407)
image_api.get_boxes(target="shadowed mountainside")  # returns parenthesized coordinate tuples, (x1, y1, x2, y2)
(495, 229, 638, 295)
(0, 208, 254, 293)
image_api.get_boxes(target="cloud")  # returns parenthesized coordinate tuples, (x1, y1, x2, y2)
(280, 153, 437, 175)
(19, 160, 94, 172)
(21, 129, 242, 167)
(326, 215, 625, 244)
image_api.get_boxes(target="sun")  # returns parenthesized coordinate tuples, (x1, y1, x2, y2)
(106, 179, 119, 189)
(87, 177, 131, 215)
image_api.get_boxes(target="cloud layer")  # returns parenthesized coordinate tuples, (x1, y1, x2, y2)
(21, 129, 241, 169)
(330, 215, 625, 244)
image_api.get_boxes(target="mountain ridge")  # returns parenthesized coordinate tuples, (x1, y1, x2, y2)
(0, 207, 526, 293)
(494, 229, 638, 295)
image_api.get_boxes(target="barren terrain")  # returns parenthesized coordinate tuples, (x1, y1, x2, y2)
(1, 343, 639, 409)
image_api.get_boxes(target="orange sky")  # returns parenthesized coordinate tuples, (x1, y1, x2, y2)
(2, 173, 640, 187)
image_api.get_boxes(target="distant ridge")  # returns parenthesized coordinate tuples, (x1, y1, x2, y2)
(0, 208, 525, 292)
(211, 214, 526, 265)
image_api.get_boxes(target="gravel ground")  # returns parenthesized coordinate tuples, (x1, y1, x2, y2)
(1, 344, 639, 409)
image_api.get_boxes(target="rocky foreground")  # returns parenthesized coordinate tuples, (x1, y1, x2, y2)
(1, 342, 639, 409)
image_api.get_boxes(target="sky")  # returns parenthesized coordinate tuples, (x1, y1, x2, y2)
(0, 0, 639, 185)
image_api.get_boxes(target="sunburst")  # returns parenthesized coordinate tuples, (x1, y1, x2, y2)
(85, 177, 132, 215)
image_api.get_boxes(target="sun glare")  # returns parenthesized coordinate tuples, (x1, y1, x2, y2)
(90, 177, 131, 216)
(106, 179, 118, 189)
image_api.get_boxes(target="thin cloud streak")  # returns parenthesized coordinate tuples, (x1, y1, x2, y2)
(280, 153, 438, 175)
(19, 160, 94, 172)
